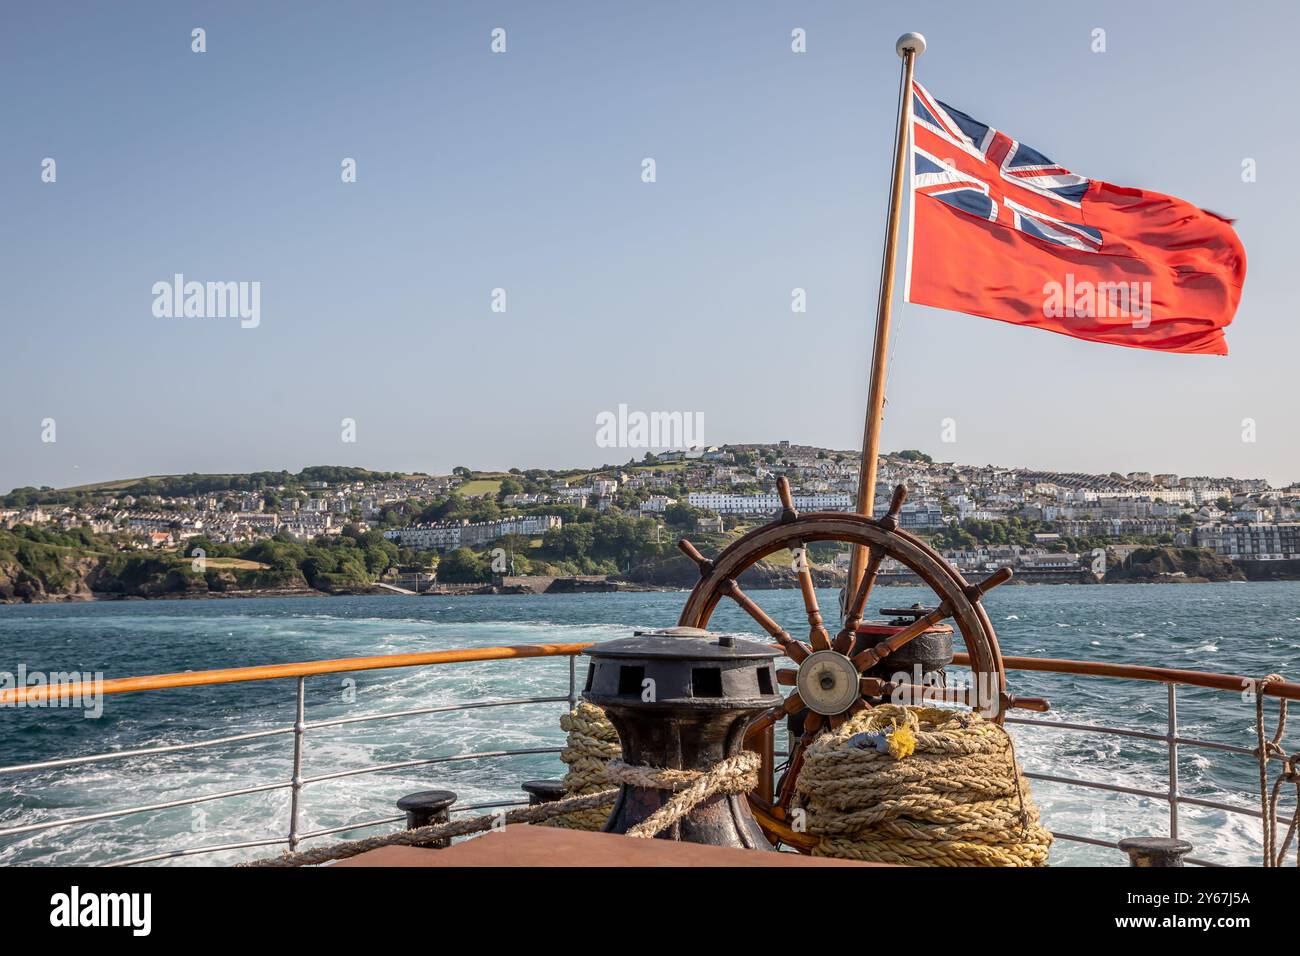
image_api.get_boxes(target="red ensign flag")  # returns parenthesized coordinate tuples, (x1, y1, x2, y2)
(904, 82, 1246, 355)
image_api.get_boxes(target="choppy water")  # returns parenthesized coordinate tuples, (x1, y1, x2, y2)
(1, 583, 1297, 866)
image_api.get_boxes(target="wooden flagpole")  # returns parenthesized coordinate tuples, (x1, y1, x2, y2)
(845, 33, 925, 609)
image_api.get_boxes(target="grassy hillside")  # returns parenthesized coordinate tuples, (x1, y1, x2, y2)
(452, 479, 503, 498)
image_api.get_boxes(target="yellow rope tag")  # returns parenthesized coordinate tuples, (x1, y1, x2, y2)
(887, 724, 916, 760)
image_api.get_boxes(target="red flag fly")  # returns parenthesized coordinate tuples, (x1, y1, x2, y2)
(904, 81, 1246, 355)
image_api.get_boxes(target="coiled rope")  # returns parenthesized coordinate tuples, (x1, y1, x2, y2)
(794, 704, 1052, 867)
(547, 701, 622, 830)
(555, 701, 1052, 866)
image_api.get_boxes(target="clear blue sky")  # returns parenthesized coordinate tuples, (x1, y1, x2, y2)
(2, 0, 1296, 492)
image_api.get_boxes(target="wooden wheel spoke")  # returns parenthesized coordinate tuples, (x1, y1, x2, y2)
(782, 691, 806, 716)
(773, 478, 832, 651)
(677, 538, 713, 576)
(880, 483, 909, 529)
(860, 676, 886, 696)
(1003, 694, 1050, 713)
(775, 475, 798, 521)
(802, 712, 824, 734)
(747, 705, 784, 735)
(833, 547, 886, 652)
(845, 484, 907, 621)
(775, 668, 798, 687)
(716, 577, 803, 651)
(856, 678, 1047, 714)
(966, 565, 1014, 602)
(775, 735, 809, 809)
(852, 602, 953, 671)
(792, 538, 832, 650)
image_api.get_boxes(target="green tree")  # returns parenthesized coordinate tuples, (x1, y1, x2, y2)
(544, 524, 595, 560)
(436, 548, 490, 582)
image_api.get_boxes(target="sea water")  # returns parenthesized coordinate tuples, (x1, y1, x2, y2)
(1, 583, 1297, 866)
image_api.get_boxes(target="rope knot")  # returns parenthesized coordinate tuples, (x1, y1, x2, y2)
(1285, 754, 1300, 784)
(605, 751, 761, 839)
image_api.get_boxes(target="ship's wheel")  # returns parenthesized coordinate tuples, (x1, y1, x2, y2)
(674, 477, 1043, 851)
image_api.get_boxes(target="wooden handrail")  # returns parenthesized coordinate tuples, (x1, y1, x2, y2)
(1, 642, 1293, 707)
(0, 642, 595, 706)
(954, 652, 1300, 702)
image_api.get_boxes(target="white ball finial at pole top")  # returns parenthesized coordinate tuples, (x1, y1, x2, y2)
(896, 32, 926, 57)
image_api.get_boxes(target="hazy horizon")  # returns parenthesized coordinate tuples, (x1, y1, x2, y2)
(4, 1, 1297, 493)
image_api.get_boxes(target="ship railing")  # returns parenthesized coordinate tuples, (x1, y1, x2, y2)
(0, 642, 590, 867)
(0, 643, 1296, 866)
(952, 652, 1299, 867)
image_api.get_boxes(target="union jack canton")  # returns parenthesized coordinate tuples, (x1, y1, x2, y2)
(910, 81, 1102, 253)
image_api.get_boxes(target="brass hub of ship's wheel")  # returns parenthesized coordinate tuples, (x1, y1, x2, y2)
(674, 478, 1022, 851)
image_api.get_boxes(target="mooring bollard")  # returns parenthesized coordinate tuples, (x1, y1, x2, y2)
(583, 628, 782, 850)
(520, 779, 567, 806)
(1117, 836, 1193, 867)
(395, 789, 457, 848)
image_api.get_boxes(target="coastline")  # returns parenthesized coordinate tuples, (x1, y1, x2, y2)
(0, 572, 1288, 606)
(3, 547, 1292, 606)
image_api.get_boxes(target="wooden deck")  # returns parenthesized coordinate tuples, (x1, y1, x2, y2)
(331, 825, 882, 867)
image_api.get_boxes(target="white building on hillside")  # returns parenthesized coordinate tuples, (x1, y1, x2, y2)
(687, 491, 851, 515)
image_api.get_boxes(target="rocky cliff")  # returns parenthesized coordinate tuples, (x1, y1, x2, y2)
(1103, 547, 1246, 584)
(0, 551, 314, 603)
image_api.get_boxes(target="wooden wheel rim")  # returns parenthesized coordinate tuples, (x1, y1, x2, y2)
(674, 510, 1010, 852)
(676, 512, 1007, 698)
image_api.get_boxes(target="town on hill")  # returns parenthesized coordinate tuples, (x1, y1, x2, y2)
(2, 445, 1297, 603)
